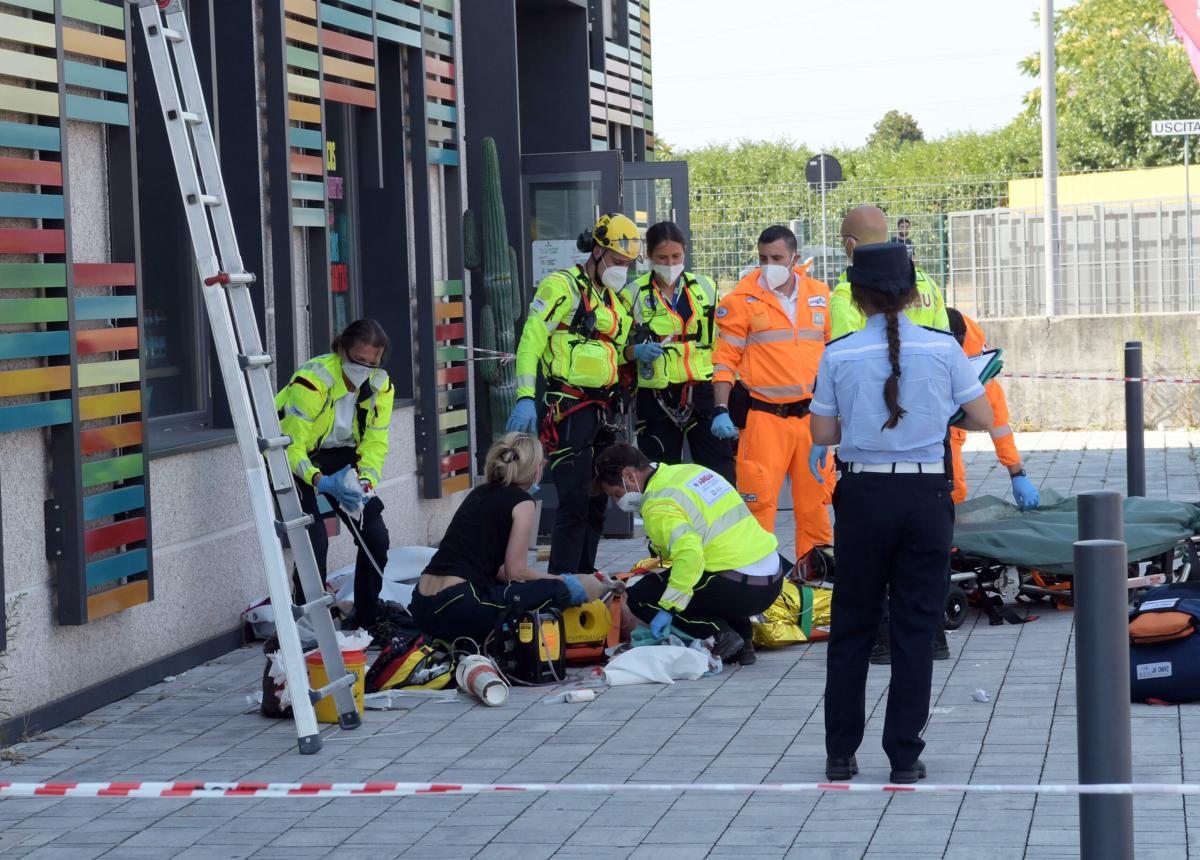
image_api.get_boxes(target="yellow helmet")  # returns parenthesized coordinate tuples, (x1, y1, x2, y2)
(579, 213, 641, 261)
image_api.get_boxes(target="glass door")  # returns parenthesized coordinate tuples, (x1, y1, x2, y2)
(519, 151, 630, 539)
(622, 160, 690, 276)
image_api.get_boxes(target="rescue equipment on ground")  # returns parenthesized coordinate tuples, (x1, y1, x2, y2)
(365, 634, 454, 693)
(455, 654, 509, 707)
(751, 580, 833, 648)
(488, 606, 567, 685)
(1129, 582, 1200, 703)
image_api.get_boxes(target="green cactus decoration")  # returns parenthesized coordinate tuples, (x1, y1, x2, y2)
(466, 137, 522, 441)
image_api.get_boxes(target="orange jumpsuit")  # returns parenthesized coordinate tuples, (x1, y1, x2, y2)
(949, 314, 1021, 503)
(713, 267, 835, 557)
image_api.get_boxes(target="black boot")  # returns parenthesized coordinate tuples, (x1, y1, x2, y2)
(736, 638, 756, 666)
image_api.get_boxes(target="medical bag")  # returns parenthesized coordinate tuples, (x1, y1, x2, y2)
(489, 606, 567, 685)
(1129, 582, 1200, 703)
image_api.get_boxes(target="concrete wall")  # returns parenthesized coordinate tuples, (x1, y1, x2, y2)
(981, 313, 1200, 430)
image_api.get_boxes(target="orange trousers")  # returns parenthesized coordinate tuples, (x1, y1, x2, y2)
(949, 426, 969, 504)
(736, 409, 834, 557)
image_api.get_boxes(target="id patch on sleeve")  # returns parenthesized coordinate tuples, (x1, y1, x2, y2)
(716, 306, 729, 318)
(531, 296, 548, 314)
(808, 295, 827, 308)
(685, 469, 732, 505)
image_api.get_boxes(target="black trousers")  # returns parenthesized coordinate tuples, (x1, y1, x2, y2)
(409, 578, 572, 645)
(547, 403, 615, 575)
(296, 447, 389, 629)
(824, 472, 953, 768)
(627, 568, 783, 641)
(636, 383, 736, 486)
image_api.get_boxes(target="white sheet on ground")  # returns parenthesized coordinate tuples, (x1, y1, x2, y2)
(602, 645, 709, 686)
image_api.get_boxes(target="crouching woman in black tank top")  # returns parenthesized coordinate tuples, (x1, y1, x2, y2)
(410, 433, 586, 646)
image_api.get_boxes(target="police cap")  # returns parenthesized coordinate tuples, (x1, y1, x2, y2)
(846, 242, 916, 294)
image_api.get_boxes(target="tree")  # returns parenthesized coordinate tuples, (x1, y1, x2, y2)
(867, 111, 925, 149)
(1020, 0, 1200, 169)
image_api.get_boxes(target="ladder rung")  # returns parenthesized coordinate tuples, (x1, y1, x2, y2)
(309, 671, 357, 704)
(258, 435, 291, 452)
(224, 272, 255, 284)
(292, 594, 336, 619)
(275, 515, 315, 536)
(181, 111, 203, 125)
(162, 27, 184, 42)
(240, 353, 273, 369)
(185, 193, 221, 206)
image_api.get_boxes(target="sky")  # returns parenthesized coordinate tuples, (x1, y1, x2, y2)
(649, 0, 1050, 152)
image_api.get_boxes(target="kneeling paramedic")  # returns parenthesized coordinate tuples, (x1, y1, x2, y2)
(809, 243, 992, 784)
(593, 443, 784, 666)
(506, 214, 635, 576)
(276, 319, 394, 633)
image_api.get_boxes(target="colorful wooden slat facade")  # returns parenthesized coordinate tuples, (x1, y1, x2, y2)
(590, 0, 654, 153)
(0, 0, 152, 625)
(277, 0, 470, 500)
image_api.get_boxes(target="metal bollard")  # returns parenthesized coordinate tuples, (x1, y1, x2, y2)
(1124, 342, 1146, 497)
(1073, 539, 1134, 860)
(1078, 490, 1124, 542)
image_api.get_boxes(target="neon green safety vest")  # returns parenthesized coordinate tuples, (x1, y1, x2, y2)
(828, 266, 949, 339)
(641, 462, 778, 612)
(514, 264, 631, 399)
(275, 352, 393, 487)
(626, 270, 718, 389)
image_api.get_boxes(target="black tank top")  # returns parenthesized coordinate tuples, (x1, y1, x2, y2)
(422, 482, 532, 587)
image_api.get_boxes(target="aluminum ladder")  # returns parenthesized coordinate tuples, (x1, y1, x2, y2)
(127, 0, 360, 753)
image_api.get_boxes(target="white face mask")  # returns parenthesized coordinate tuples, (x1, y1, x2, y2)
(600, 263, 629, 290)
(343, 360, 374, 389)
(653, 263, 685, 285)
(761, 262, 794, 289)
(615, 474, 644, 514)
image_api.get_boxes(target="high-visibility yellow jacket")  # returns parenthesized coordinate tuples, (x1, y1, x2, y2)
(642, 462, 778, 612)
(275, 352, 393, 488)
(828, 266, 949, 339)
(515, 265, 631, 399)
(626, 270, 719, 388)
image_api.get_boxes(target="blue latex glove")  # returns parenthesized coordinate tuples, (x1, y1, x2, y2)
(316, 465, 365, 510)
(562, 574, 588, 605)
(506, 397, 538, 434)
(650, 609, 673, 638)
(633, 341, 664, 362)
(710, 412, 739, 440)
(809, 444, 829, 484)
(1011, 474, 1040, 511)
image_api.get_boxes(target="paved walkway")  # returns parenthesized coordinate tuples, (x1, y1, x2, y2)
(2, 432, 1200, 859)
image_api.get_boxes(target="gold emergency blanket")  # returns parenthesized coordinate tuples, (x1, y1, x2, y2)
(751, 581, 832, 647)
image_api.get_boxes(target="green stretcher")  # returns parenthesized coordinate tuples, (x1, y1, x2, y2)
(953, 490, 1200, 576)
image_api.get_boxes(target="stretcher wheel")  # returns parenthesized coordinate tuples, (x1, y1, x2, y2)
(943, 585, 969, 631)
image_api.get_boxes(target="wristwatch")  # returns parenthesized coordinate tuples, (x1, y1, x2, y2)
(713, 405, 729, 415)
(1012, 468, 1028, 478)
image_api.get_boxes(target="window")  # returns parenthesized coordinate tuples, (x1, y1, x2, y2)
(325, 103, 361, 340)
(133, 0, 215, 448)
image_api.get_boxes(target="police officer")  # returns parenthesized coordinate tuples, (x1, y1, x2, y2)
(809, 243, 992, 784)
(829, 206, 948, 339)
(506, 214, 635, 576)
(625, 221, 734, 485)
(592, 443, 783, 665)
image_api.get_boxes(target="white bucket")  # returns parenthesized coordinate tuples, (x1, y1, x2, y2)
(456, 654, 508, 707)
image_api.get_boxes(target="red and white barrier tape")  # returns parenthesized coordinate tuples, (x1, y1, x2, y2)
(3, 780, 1200, 799)
(1004, 372, 1200, 384)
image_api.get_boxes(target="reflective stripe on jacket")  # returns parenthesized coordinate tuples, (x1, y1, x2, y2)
(514, 264, 631, 399)
(828, 266, 949, 340)
(627, 270, 718, 388)
(642, 463, 778, 612)
(274, 352, 394, 487)
(712, 267, 830, 403)
(960, 313, 1020, 467)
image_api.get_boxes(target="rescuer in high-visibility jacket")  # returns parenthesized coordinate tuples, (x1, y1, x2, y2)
(709, 224, 835, 562)
(624, 221, 735, 485)
(505, 213, 635, 576)
(946, 308, 1040, 510)
(593, 443, 784, 666)
(275, 318, 394, 632)
(829, 206, 949, 339)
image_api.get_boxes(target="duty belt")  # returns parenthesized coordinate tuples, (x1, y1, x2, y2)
(716, 564, 785, 586)
(748, 396, 811, 419)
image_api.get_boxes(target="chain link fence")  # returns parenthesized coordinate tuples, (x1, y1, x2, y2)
(690, 169, 1200, 319)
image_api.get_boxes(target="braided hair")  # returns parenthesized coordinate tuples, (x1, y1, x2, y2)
(850, 283, 918, 431)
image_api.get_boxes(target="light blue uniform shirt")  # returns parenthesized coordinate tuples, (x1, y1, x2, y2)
(810, 315, 985, 465)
